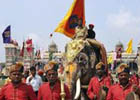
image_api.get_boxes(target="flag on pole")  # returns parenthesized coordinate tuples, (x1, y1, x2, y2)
(20, 42, 25, 57)
(2, 25, 11, 43)
(126, 39, 133, 54)
(26, 39, 32, 54)
(107, 54, 113, 64)
(54, 0, 85, 38)
(35, 50, 41, 59)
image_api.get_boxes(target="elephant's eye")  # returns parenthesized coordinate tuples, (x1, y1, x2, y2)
(80, 57, 84, 61)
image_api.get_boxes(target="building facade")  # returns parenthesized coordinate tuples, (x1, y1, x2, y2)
(42, 41, 62, 63)
(4, 43, 34, 73)
(107, 41, 140, 72)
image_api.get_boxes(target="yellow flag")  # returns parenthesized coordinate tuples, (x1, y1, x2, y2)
(54, 0, 85, 38)
(107, 54, 113, 64)
(126, 39, 133, 53)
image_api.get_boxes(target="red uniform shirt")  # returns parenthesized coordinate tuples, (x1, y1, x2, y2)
(87, 76, 111, 100)
(106, 83, 134, 100)
(0, 82, 37, 100)
(38, 80, 71, 100)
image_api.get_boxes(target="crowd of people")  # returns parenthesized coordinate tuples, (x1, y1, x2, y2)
(0, 61, 71, 100)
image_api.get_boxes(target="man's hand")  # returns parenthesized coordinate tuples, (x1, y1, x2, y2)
(132, 84, 140, 95)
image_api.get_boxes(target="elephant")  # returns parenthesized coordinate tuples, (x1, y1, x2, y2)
(65, 39, 105, 100)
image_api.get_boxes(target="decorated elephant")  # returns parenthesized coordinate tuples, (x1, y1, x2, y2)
(65, 39, 107, 100)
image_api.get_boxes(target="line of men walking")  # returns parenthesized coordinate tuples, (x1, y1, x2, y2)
(0, 62, 71, 100)
(1, 61, 140, 100)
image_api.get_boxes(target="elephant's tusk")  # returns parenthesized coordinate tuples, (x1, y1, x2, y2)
(74, 78, 81, 100)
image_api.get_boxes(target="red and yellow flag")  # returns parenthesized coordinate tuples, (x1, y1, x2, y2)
(54, 0, 85, 38)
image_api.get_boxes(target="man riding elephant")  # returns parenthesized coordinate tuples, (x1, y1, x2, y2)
(66, 19, 107, 70)
(65, 18, 108, 100)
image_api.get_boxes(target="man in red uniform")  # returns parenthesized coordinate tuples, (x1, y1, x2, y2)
(87, 62, 111, 100)
(38, 61, 71, 100)
(0, 62, 37, 100)
(106, 63, 140, 100)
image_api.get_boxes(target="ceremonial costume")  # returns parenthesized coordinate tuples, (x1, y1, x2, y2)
(38, 61, 71, 100)
(87, 62, 111, 100)
(87, 76, 111, 100)
(106, 82, 135, 100)
(0, 62, 37, 100)
(38, 80, 71, 100)
(74, 26, 88, 40)
(0, 83, 37, 100)
(106, 63, 140, 100)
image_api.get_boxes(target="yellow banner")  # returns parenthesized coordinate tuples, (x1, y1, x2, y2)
(126, 39, 133, 53)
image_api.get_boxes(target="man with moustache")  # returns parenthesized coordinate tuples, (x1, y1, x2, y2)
(0, 63, 37, 100)
(106, 63, 140, 100)
(38, 61, 71, 100)
(87, 62, 111, 100)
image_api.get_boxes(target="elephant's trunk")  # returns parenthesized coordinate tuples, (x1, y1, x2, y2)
(74, 78, 81, 100)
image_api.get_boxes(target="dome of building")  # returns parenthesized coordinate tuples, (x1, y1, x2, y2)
(116, 41, 123, 47)
(48, 41, 58, 53)
(115, 41, 124, 52)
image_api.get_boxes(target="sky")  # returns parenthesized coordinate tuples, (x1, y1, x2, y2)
(0, 0, 140, 62)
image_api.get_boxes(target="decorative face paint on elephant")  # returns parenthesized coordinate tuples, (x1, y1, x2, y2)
(70, 44, 101, 100)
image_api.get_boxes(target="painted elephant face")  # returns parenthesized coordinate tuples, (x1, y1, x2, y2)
(75, 52, 89, 75)
(76, 53, 88, 66)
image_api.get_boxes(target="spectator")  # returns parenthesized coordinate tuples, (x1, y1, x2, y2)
(26, 66, 42, 96)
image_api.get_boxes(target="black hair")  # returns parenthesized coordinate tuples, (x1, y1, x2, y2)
(30, 66, 36, 71)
